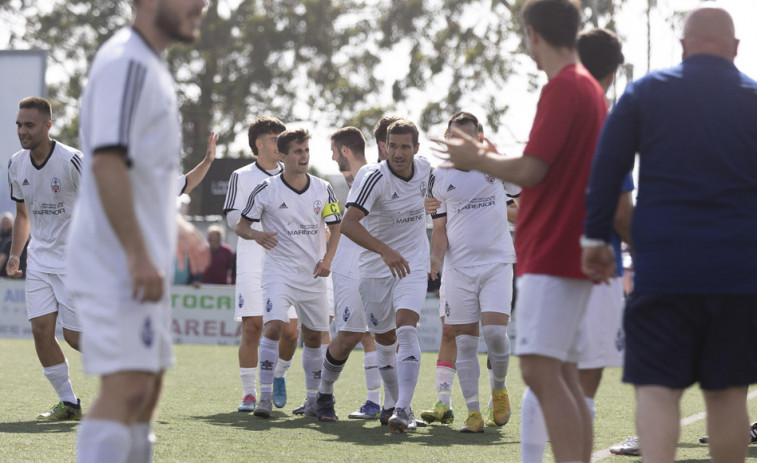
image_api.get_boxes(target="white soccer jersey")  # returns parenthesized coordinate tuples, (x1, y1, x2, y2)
(7, 141, 82, 273)
(331, 165, 373, 278)
(68, 27, 181, 297)
(241, 173, 341, 282)
(176, 174, 187, 196)
(429, 168, 520, 270)
(346, 157, 431, 278)
(223, 161, 283, 275)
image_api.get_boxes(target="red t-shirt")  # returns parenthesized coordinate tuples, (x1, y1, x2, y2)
(516, 64, 607, 279)
(201, 243, 235, 284)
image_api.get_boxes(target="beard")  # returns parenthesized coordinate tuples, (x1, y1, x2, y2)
(155, 1, 201, 44)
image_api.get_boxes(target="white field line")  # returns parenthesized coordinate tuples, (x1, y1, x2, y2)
(591, 389, 757, 462)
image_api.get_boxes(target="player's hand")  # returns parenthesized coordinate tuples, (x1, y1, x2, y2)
(430, 127, 489, 171)
(6, 255, 22, 279)
(381, 248, 410, 279)
(252, 230, 279, 250)
(127, 253, 165, 302)
(429, 255, 442, 281)
(205, 132, 218, 163)
(313, 259, 331, 278)
(177, 216, 210, 275)
(581, 245, 616, 284)
(424, 197, 441, 215)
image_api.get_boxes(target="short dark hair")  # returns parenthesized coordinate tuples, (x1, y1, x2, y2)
(578, 28, 625, 82)
(477, 122, 484, 135)
(521, 0, 581, 49)
(373, 116, 401, 144)
(19, 97, 52, 120)
(447, 111, 479, 130)
(331, 127, 366, 158)
(277, 128, 310, 155)
(247, 116, 286, 155)
(387, 119, 419, 146)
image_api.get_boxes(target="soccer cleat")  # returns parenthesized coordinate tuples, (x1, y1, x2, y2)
(609, 436, 641, 456)
(253, 398, 272, 418)
(348, 400, 381, 419)
(237, 394, 256, 412)
(388, 407, 415, 433)
(700, 422, 757, 445)
(485, 408, 496, 427)
(292, 399, 307, 415)
(420, 401, 454, 424)
(491, 389, 511, 426)
(37, 399, 82, 421)
(379, 407, 394, 426)
(273, 377, 287, 408)
(461, 411, 485, 433)
(316, 393, 338, 422)
(303, 396, 318, 418)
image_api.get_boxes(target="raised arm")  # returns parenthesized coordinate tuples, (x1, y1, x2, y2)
(183, 131, 218, 194)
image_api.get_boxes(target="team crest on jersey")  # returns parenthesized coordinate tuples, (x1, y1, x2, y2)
(265, 298, 273, 312)
(343, 307, 351, 322)
(370, 313, 378, 326)
(444, 301, 451, 317)
(51, 177, 61, 194)
(313, 200, 323, 215)
(141, 316, 154, 347)
(238, 294, 244, 308)
(420, 181, 427, 197)
(484, 174, 495, 184)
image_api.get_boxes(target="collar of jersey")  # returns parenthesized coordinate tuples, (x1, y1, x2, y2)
(130, 26, 163, 59)
(30, 140, 56, 171)
(386, 159, 415, 182)
(280, 173, 310, 195)
(254, 161, 283, 176)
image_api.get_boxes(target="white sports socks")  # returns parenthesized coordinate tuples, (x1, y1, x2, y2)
(302, 346, 323, 398)
(77, 419, 131, 463)
(126, 422, 155, 463)
(435, 362, 456, 407)
(395, 326, 421, 410)
(273, 358, 291, 379)
(318, 348, 345, 395)
(455, 334, 480, 412)
(43, 361, 77, 404)
(258, 337, 278, 399)
(239, 367, 257, 397)
(521, 387, 549, 463)
(363, 350, 381, 404)
(375, 341, 398, 410)
(483, 325, 510, 391)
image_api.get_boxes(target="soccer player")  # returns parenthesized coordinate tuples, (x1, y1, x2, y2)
(372, 116, 401, 162)
(235, 128, 341, 419)
(519, 27, 634, 461)
(433, 0, 607, 460)
(425, 112, 520, 433)
(223, 116, 299, 413)
(314, 127, 383, 422)
(8, 96, 83, 421)
(583, 6, 757, 462)
(341, 119, 431, 432)
(69, 0, 210, 461)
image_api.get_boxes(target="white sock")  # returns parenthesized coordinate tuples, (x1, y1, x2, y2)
(483, 325, 509, 390)
(375, 341, 398, 410)
(318, 348, 345, 395)
(584, 396, 596, 421)
(258, 337, 278, 398)
(455, 334, 480, 412)
(43, 361, 77, 404)
(435, 362, 456, 407)
(239, 367, 257, 398)
(321, 343, 329, 357)
(363, 350, 381, 404)
(126, 422, 155, 463)
(302, 346, 323, 398)
(77, 419, 131, 463)
(395, 326, 421, 410)
(273, 358, 291, 378)
(521, 387, 548, 463)
(488, 369, 494, 408)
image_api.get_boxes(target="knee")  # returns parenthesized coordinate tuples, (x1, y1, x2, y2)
(63, 330, 80, 351)
(520, 358, 560, 391)
(301, 330, 321, 348)
(375, 331, 396, 346)
(281, 323, 299, 344)
(441, 323, 457, 344)
(241, 319, 262, 343)
(30, 318, 55, 341)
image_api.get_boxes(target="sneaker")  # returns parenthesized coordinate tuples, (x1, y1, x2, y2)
(388, 407, 415, 433)
(420, 401, 454, 424)
(37, 399, 82, 421)
(701, 422, 757, 445)
(303, 396, 318, 418)
(316, 393, 338, 422)
(379, 407, 394, 426)
(237, 394, 256, 412)
(253, 398, 272, 418)
(292, 399, 307, 415)
(348, 400, 381, 419)
(609, 436, 640, 456)
(461, 411, 484, 433)
(491, 389, 511, 426)
(273, 377, 287, 408)
(485, 408, 496, 427)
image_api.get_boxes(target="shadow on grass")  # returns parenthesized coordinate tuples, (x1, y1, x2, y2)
(0, 420, 78, 434)
(193, 412, 519, 447)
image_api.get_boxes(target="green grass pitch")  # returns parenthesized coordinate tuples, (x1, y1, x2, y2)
(2, 338, 757, 462)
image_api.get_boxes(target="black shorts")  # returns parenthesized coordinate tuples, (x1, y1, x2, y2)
(622, 292, 757, 390)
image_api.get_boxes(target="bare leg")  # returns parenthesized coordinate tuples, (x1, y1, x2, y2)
(704, 386, 749, 463)
(238, 316, 262, 368)
(635, 386, 683, 462)
(31, 312, 66, 367)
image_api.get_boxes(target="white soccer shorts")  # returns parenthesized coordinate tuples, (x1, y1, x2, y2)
(26, 269, 81, 331)
(514, 274, 592, 363)
(235, 271, 296, 321)
(75, 291, 175, 375)
(262, 278, 330, 332)
(359, 272, 427, 335)
(577, 277, 625, 369)
(333, 273, 368, 333)
(440, 262, 513, 325)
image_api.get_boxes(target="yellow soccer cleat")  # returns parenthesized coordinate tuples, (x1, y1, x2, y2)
(420, 401, 454, 424)
(460, 411, 484, 433)
(37, 399, 82, 421)
(492, 388, 511, 426)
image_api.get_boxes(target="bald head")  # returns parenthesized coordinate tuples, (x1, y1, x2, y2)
(681, 6, 738, 61)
